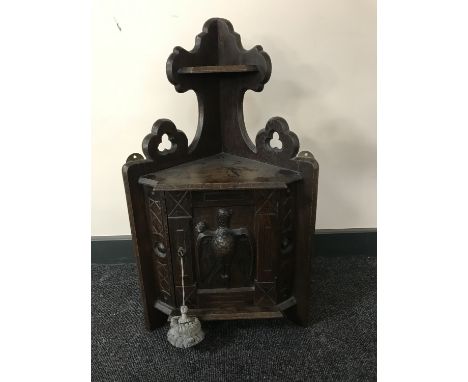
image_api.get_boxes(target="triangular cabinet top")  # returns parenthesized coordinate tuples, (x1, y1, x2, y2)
(139, 153, 302, 191)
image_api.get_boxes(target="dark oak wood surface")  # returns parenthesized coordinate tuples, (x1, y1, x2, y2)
(139, 153, 302, 190)
(190, 306, 283, 321)
(178, 65, 258, 74)
(122, 18, 319, 330)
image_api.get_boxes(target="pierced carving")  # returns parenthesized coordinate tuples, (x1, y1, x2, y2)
(142, 119, 188, 160)
(164, 18, 273, 156)
(256, 117, 300, 160)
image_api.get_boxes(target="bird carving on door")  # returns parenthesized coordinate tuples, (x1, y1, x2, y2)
(195, 208, 254, 288)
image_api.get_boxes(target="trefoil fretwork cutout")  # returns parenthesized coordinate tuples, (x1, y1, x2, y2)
(142, 119, 188, 160)
(256, 117, 300, 160)
(133, 18, 302, 161)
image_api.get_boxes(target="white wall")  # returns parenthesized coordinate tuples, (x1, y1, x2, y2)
(92, 0, 376, 235)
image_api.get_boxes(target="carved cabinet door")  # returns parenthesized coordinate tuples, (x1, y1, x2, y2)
(191, 190, 256, 308)
(146, 187, 293, 312)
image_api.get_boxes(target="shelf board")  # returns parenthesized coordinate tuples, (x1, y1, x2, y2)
(187, 306, 284, 321)
(178, 65, 258, 74)
(139, 153, 302, 191)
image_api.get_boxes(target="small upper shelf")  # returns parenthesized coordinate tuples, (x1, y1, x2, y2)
(177, 65, 259, 74)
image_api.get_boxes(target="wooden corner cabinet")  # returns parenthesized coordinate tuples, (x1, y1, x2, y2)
(122, 18, 319, 330)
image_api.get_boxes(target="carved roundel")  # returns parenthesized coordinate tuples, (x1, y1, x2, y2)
(142, 119, 188, 161)
(255, 117, 300, 160)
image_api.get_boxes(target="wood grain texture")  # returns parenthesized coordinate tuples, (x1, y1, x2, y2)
(122, 18, 319, 329)
(178, 65, 258, 74)
(189, 306, 283, 321)
(145, 190, 175, 306)
(193, 205, 255, 290)
(139, 153, 302, 190)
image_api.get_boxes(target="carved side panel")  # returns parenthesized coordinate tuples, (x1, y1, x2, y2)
(146, 189, 175, 306)
(254, 189, 279, 306)
(164, 191, 198, 307)
(277, 185, 296, 301)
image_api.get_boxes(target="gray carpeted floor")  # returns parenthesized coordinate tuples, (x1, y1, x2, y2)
(92, 256, 376, 381)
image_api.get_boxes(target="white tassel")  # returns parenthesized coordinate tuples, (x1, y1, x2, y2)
(167, 247, 204, 348)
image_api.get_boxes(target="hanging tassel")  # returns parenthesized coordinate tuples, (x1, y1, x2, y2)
(167, 247, 204, 348)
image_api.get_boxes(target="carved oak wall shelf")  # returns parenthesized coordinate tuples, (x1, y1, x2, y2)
(123, 18, 319, 329)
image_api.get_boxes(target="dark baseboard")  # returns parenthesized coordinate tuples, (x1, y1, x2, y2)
(91, 228, 376, 264)
(314, 228, 377, 258)
(92, 236, 135, 264)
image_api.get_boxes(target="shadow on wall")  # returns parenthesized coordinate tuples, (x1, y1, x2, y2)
(243, 36, 376, 228)
(305, 120, 376, 227)
(243, 35, 333, 142)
